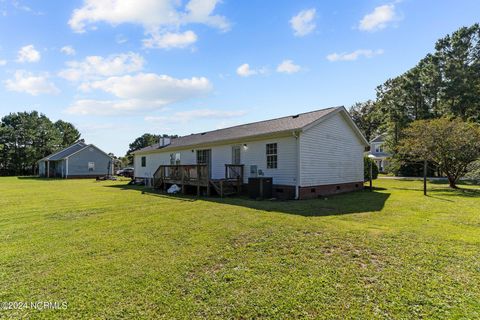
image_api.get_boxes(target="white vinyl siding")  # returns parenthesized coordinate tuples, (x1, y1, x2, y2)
(299, 113, 364, 186)
(134, 136, 298, 186)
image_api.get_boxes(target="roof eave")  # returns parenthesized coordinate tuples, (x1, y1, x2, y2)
(133, 130, 298, 155)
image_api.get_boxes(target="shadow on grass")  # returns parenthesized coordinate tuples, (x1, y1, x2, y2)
(16, 176, 49, 180)
(106, 184, 390, 217)
(392, 183, 480, 198)
(429, 187, 480, 198)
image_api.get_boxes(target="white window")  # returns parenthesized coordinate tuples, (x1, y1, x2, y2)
(170, 153, 181, 165)
(196, 150, 210, 165)
(266, 143, 278, 169)
(88, 162, 95, 171)
(375, 144, 384, 153)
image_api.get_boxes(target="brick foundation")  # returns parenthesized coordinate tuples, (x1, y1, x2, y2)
(272, 185, 296, 200)
(299, 181, 364, 199)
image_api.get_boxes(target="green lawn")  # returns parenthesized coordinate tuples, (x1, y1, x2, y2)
(0, 177, 479, 319)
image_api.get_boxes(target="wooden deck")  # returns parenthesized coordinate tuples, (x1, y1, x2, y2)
(153, 164, 244, 197)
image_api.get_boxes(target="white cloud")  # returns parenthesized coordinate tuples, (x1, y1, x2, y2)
(66, 73, 212, 116)
(236, 63, 267, 77)
(145, 109, 246, 123)
(326, 49, 384, 62)
(236, 63, 255, 77)
(58, 52, 145, 81)
(60, 45, 76, 56)
(65, 99, 168, 116)
(4, 70, 59, 95)
(0, 60, 7, 66)
(359, 4, 398, 32)
(16, 45, 41, 63)
(276, 60, 301, 74)
(143, 30, 197, 49)
(290, 8, 316, 37)
(81, 73, 211, 100)
(68, 0, 229, 49)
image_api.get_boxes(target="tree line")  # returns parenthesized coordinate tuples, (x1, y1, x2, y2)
(351, 23, 480, 180)
(0, 111, 80, 176)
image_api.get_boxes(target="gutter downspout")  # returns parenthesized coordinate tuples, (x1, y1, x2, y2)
(293, 130, 300, 200)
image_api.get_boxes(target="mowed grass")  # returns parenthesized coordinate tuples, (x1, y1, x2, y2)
(0, 177, 479, 319)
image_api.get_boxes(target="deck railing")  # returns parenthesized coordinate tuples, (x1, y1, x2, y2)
(153, 164, 209, 189)
(153, 163, 244, 196)
(225, 164, 244, 181)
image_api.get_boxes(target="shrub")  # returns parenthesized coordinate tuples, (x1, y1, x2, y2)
(364, 157, 379, 181)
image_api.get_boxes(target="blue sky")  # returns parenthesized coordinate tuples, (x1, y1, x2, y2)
(0, 0, 479, 156)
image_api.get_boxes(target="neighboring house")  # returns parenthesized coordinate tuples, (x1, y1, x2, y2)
(368, 134, 390, 172)
(38, 141, 113, 178)
(133, 106, 369, 199)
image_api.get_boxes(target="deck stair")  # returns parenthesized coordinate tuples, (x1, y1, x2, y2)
(209, 179, 241, 197)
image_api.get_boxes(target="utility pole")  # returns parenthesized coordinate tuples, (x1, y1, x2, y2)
(423, 160, 427, 196)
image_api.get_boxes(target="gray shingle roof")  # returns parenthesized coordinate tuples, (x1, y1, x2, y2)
(135, 107, 342, 154)
(370, 134, 386, 143)
(40, 142, 87, 161)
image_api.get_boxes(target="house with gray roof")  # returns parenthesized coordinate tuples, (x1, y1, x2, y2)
(38, 141, 113, 178)
(133, 106, 369, 199)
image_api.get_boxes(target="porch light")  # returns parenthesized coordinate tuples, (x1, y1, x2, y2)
(243, 144, 248, 150)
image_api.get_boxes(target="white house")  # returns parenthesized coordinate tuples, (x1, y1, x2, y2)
(133, 106, 369, 199)
(367, 134, 390, 172)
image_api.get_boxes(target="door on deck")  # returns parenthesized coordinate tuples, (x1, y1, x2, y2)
(232, 146, 241, 165)
(196, 149, 212, 178)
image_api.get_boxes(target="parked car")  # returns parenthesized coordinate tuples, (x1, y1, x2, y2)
(116, 167, 134, 178)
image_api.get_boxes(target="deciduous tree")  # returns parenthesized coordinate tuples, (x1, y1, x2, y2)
(399, 117, 480, 188)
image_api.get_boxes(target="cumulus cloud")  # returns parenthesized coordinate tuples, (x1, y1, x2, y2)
(81, 73, 211, 100)
(60, 45, 76, 56)
(236, 63, 267, 77)
(16, 45, 41, 63)
(4, 70, 59, 95)
(276, 60, 301, 74)
(58, 52, 145, 81)
(65, 99, 168, 116)
(290, 8, 316, 37)
(236, 63, 255, 77)
(66, 73, 212, 116)
(68, 0, 229, 49)
(143, 30, 198, 49)
(145, 109, 246, 123)
(359, 4, 398, 32)
(326, 49, 384, 62)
